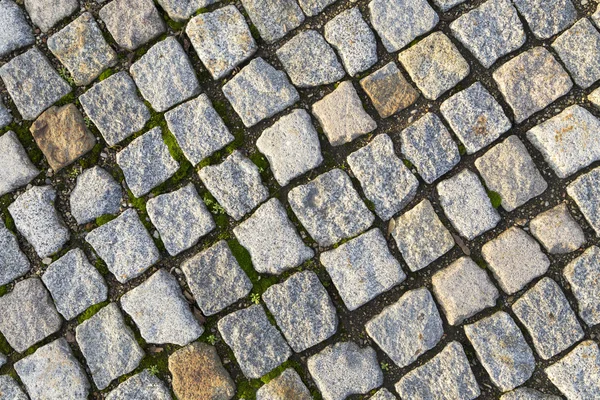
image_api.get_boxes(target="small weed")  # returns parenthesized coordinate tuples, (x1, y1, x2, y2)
(203, 193, 226, 215)
(380, 362, 390, 371)
(83, 116, 93, 128)
(206, 334, 217, 345)
(58, 66, 75, 86)
(250, 293, 261, 305)
(148, 365, 160, 376)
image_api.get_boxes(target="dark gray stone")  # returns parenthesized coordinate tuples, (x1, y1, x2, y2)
(0, 100, 12, 129)
(24, 0, 78, 32)
(0, 0, 34, 58)
(0, 221, 30, 286)
(0, 131, 39, 196)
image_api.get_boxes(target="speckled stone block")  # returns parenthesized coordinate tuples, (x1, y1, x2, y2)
(257, 369, 311, 400)
(0, 131, 39, 197)
(567, 166, 600, 235)
(106, 370, 171, 400)
(564, 246, 600, 326)
(0, 0, 35, 57)
(360, 62, 419, 118)
(545, 341, 600, 399)
(512, 0, 577, 39)
(0, 100, 12, 129)
(530, 203, 585, 254)
(500, 388, 560, 400)
(156, 0, 218, 21)
(432, 0, 466, 11)
(24, 0, 78, 32)
(70, 166, 123, 225)
(0, 221, 30, 286)
(297, 0, 335, 16)
(240, 0, 305, 43)
(370, 389, 397, 400)
(0, 376, 28, 400)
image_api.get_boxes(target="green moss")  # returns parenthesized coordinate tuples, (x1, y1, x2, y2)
(94, 258, 110, 276)
(194, 7, 208, 15)
(98, 68, 115, 81)
(0, 285, 7, 297)
(227, 239, 278, 295)
(458, 143, 467, 156)
(126, 189, 147, 214)
(487, 190, 502, 209)
(54, 91, 77, 107)
(249, 152, 269, 174)
(214, 214, 228, 230)
(164, 15, 186, 31)
(236, 379, 260, 400)
(77, 301, 109, 324)
(3, 212, 15, 234)
(7, 121, 43, 165)
(403, 159, 414, 169)
(364, 199, 376, 212)
(248, 23, 261, 41)
(95, 214, 117, 226)
(78, 142, 104, 169)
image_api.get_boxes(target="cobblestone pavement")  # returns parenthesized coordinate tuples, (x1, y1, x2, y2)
(1, 0, 600, 399)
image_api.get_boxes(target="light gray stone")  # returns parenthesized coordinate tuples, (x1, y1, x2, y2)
(440, 82, 511, 154)
(324, 8, 377, 76)
(70, 166, 123, 224)
(464, 311, 535, 391)
(181, 240, 252, 316)
(594, 4, 600, 29)
(0, 353, 5, 368)
(233, 198, 313, 275)
(0, 376, 28, 400)
(256, 109, 323, 187)
(42, 248, 107, 320)
(147, 183, 215, 256)
(493, 47, 572, 122)
(99, 0, 166, 51)
(75, 303, 145, 390)
(392, 199, 454, 272)
(589, 85, 600, 109)
(106, 370, 171, 400)
(432, 0, 466, 11)
(567, 166, 600, 235)
(79, 71, 151, 146)
(218, 305, 292, 379)
(130, 36, 200, 112)
(0, 100, 12, 129)
(398, 32, 470, 100)
(256, 369, 311, 400)
(348, 134, 419, 221)
(24, 0, 78, 32)
(530, 203, 585, 254)
(0, 0, 34, 57)
(186, 5, 257, 80)
(400, 113, 460, 184)
(308, 342, 383, 400)
(9, 185, 69, 258)
(0, 278, 62, 353)
(288, 169, 375, 247)
(437, 169, 501, 240)
(0, 47, 71, 120)
(320, 228, 406, 311)
(240, 0, 305, 43)
(15, 338, 89, 400)
(156, 0, 217, 21)
(475, 135, 547, 212)
(450, 0, 525, 68)
(482, 227, 550, 294)
(432, 257, 499, 325)
(564, 246, 600, 326)
(368, 0, 438, 52)
(366, 288, 443, 368)
(370, 389, 397, 400)
(85, 208, 160, 283)
(117, 127, 179, 197)
(297, 0, 335, 16)
(512, 0, 577, 39)
(0, 222, 30, 287)
(48, 12, 117, 86)
(527, 105, 600, 178)
(0, 131, 39, 196)
(512, 277, 584, 359)
(121, 269, 203, 346)
(500, 388, 561, 400)
(312, 81, 376, 146)
(223, 57, 299, 127)
(545, 340, 600, 399)
(277, 30, 345, 88)
(198, 150, 268, 221)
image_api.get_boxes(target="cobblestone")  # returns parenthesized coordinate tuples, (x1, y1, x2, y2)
(563, 246, 600, 326)
(0, 0, 35, 57)
(69, 166, 123, 225)
(530, 203, 585, 254)
(0, 131, 39, 196)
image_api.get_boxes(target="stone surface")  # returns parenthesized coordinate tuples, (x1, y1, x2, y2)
(187, 5, 257, 80)
(0, 278, 62, 353)
(0, 47, 71, 120)
(500, 388, 561, 400)
(76, 303, 144, 390)
(432, 0, 466, 11)
(240, 0, 305, 43)
(482, 227, 550, 294)
(589, 86, 600, 108)
(545, 341, 600, 399)
(0, 100, 12, 129)
(0, 0, 34, 57)
(218, 305, 292, 379)
(70, 166, 123, 224)
(475, 135, 547, 212)
(324, 8, 377, 77)
(512, 0, 577, 39)
(450, 0, 525, 68)
(30, 104, 96, 171)
(147, 183, 215, 256)
(24, 0, 78, 32)
(398, 32, 470, 100)
(156, 0, 216, 21)
(437, 169, 501, 240)
(233, 198, 313, 275)
(256, 109, 323, 186)
(181, 240, 252, 316)
(348, 134, 419, 220)
(9, 185, 70, 258)
(368, 0, 438, 52)
(100, 0, 165, 51)
(117, 127, 179, 197)
(297, 0, 335, 16)
(42, 248, 108, 320)
(48, 12, 117, 86)
(512, 277, 584, 359)
(199, 150, 268, 220)
(256, 369, 311, 400)
(432, 257, 499, 325)
(0, 221, 30, 286)
(366, 288, 443, 368)
(15, 338, 90, 400)
(79, 71, 151, 146)
(277, 30, 345, 88)
(130, 36, 200, 112)
(169, 343, 236, 400)
(527, 105, 600, 178)
(395, 341, 480, 400)
(307, 342, 383, 400)
(263, 271, 337, 352)
(312, 81, 377, 146)
(85, 208, 160, 283)
(370, 389, 397, 400)
(0, 131, 39, 197)
(121, 269, 203, 346)
(530, 203, 585, 254)
(0, 376, 28, 400)
(464, 311, 535, 391)
(320, 228, 405, 311)
(360, 62, 419, 118)
(564, 246, 600, 326)
(288, 168, 375, 247)
(222, 57, 299, 127)
(493, 47, 572, 122)
(567, 166, 600, 235)
(440, 82, 511, 154)
(106, 370, 171, 400)
(392, 199, 455, 272)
